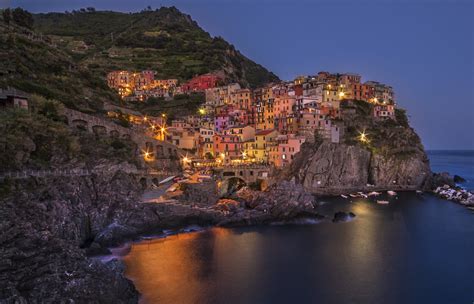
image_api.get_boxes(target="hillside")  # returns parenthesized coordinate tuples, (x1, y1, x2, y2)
(33, 7, 279, 88)
(0, 19, 118, 112)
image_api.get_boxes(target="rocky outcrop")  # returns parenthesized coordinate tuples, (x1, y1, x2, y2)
(0, 168, 325, 302)
(433, 185, 474, 207)
(286, 141, 431, 195)
(332, 211, 356, 223)
(217, 181, 321, 226)
(0, 169, 143, 302)
(284, 107, 432, 196)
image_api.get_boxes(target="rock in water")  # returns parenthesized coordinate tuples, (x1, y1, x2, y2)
(332, 211, 356, 223)
(453, 175, 466, 184)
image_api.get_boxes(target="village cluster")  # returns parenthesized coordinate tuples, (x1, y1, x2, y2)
(106, 71, 396, 168)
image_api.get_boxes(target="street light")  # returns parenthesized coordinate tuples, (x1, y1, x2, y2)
(358, 131, 369, 143)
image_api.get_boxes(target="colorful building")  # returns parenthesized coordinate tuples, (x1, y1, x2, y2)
(269, 134, 306, 167)
(180, 74, 222, 93)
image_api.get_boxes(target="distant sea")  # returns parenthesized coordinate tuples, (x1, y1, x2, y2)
(427, 150, 474, 190)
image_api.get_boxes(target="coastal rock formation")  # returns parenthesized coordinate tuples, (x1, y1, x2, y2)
(332, 211, 356, 223)
(0, 167, 323, 302)
(0, 169, 142, 302)
(217, 181, 321, 226)
(434, 185, 474, 207)
(284, 105, 432, 195)
(286, 141, 431, 195)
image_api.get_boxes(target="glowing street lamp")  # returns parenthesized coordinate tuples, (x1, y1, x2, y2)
(198, 108, 206, 115)
(339, 92, 345, 98)
(358, 131, 369, 143)
(142, 149, 153, 161)
(158, 124, 167, 141)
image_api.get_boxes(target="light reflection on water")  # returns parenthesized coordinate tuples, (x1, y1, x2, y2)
(122, 194, 474, 304)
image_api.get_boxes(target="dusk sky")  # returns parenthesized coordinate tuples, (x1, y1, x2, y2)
(6, 0, 474, 150)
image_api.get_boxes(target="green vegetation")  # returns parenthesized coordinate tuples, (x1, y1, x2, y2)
(137, 92, 205, 121)
(395, 108, 409, 128)
(0, 96, 138, 171)
(0, 17, 119, 112)
(33, 7, 279, 88)
(341, 100, 422, 159)
(2, 8, 34, 29)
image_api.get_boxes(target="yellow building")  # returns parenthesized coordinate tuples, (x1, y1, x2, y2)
(254, 129, 278, 163)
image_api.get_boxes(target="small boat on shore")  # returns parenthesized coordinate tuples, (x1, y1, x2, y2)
(377, 200, 389, 204)
(416, 190, 423, 194)
(368, 191, 381, 197)
(349, 193, 359, 198)
(387, 191, 397, 196)
(357, 192, 368, 198)
(159, 176, 176, 185)
(341, 194, 348, 199)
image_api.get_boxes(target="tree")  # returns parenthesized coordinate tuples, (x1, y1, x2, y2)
(2, 8, 11, 25)
(11, 8, 34, 29)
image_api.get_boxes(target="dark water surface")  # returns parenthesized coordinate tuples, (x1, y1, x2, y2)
(428, 150, 474, 190)
(122, 151, 474, 303)
(123, 193, 474, 304)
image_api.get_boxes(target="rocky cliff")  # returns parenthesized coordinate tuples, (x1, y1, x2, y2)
(284, 101, 432, 195)
(0, 162, 324, 302)
(0, 169, 142, 302)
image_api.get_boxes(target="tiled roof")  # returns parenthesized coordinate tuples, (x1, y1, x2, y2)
(255, 129, 276, 136)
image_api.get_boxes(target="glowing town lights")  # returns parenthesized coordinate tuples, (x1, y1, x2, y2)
(328, 84, 332, 89)
(198, 108, 206, 115)
(358, 131, 369, 143)
(161, 113, 166, 118)
(150, 124, 156, 130)
(339, 92, 345, 98)
(142, 149, 152, 161)
(220, 153, 226, 159)
(242, 151, 247, 158)
(182, 156, 190, 163)
(143, 116, 148, 121)
(373, 98, 378, 103)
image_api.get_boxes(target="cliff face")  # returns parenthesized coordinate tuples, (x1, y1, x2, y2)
(0, 169, 143, 302)
(285, 102, 432, 195)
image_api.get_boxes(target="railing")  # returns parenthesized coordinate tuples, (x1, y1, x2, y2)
(0, 168, 181, 180)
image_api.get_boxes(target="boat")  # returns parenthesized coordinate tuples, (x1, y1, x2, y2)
(387, 190, 397, 196)
(341, 194, 348, 199)
(377, 200, 389, 204)
(416, 190, 423, 194)
(368, 191, 381, 196)
(357, 192, 368, 198)
(159, 175, 176, 185)
(349, 194, 359, 198)
(165, 184, 179, 192)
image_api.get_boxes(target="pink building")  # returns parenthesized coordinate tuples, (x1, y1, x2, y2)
(373, 104, 395, 120)
(213, 133, 243, 161)
(269, 134, 306, 167)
